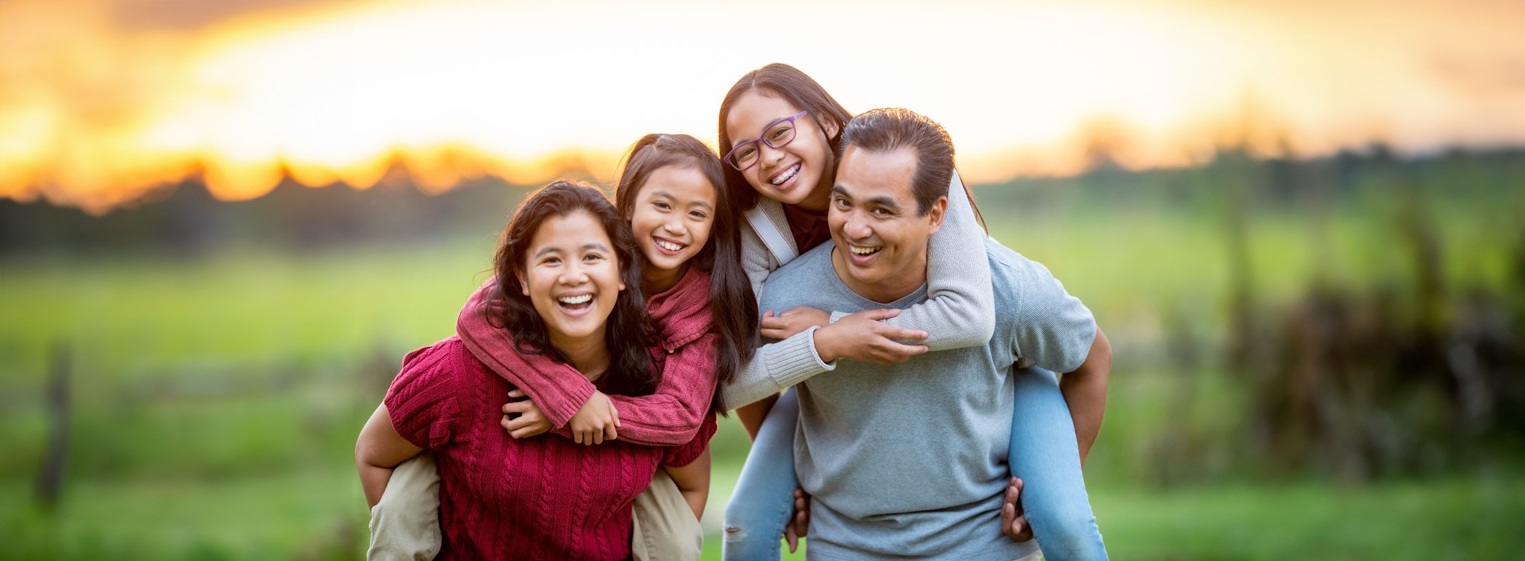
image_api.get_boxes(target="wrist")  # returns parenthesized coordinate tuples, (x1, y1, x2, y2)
(812, 324, 840, 363)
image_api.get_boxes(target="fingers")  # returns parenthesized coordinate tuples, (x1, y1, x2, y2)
(857, 308, 901, 321)
(1014, 513, 1033, 542)
(507, 389, 526, 399)
(784, 524, 799, 553)
(603, 423, 618, 443)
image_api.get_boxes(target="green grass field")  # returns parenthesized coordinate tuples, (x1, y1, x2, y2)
(2, 193, 1521, 559)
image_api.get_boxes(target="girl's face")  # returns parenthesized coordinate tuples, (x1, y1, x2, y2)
(516, 210, 625, 349)
(628, 165, 717, 289)
(724, 90, 838, 209)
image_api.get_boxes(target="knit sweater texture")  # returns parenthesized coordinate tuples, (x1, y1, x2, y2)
(457, 266, 719, 445)
(385, 337, 714, 560)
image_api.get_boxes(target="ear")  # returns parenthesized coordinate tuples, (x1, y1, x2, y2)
(926, 196, 948, 236)
(821, 117, 841, 140)
(515, 267, 529, 296)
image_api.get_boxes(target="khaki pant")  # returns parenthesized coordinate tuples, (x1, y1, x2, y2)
(367, 453, 700, 561)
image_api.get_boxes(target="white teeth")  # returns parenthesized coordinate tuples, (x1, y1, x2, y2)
(850, 245, 880, 255)
(558, 294, 592, 305)
(656, 239, 685, 252)
(770, 164, 800, 186)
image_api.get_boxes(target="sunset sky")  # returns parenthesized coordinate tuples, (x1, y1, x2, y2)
(2, 0, 1523, 213)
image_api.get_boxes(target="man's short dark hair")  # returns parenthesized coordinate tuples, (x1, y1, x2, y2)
(838, 107, 954, 215)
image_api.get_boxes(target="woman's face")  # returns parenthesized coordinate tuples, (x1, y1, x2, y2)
(724, 90, 838, 209)
(516, 210, 625, 349)
(628, 165, 717, 288)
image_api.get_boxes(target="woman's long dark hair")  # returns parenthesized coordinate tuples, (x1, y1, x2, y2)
(487, 180, 658, 397)
(614, 134, 757, 414)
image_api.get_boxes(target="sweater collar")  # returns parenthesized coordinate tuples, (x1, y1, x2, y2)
(644, 266, 713, 351)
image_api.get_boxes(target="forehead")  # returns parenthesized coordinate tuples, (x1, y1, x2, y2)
(528, 210, 610, 249)
(639, 165, 716, 205)
(836, 146, 917, 202)
(725, 90, 802, 138)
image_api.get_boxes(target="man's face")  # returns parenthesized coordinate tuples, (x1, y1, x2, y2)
(828, 145, 945, 303)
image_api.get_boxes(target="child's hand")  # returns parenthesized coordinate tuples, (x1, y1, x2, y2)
(501, 390, 551, 439)
(569, 391, 620, 445)
(784, 487, 812, 553)
(760, 306, 831, 340)
(813, 308, 929, 365)
(1000, 477, 1033, 542)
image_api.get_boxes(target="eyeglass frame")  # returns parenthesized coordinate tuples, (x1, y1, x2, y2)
(722, 111, 811, 171)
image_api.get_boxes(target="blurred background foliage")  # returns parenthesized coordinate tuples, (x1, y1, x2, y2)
(2, 144, 1523, 560)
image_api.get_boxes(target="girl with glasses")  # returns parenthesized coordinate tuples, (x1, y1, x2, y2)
(717, 64, 1109, 561)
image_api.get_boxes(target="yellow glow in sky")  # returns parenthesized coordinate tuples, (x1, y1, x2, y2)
(1, 0, 1523, 212)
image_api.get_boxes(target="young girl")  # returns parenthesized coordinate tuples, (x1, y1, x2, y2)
(356, 181, 716, 560)
(717, 64, 1109, 560)
(453, 133, 758, 559)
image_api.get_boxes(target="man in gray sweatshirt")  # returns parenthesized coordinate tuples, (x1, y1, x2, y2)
(756, 107, 1111, 560)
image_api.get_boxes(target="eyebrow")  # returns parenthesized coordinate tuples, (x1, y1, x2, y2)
(832, 185, 902, 211)
(648, 189, 714, 211)
(533, 242, 609, 258)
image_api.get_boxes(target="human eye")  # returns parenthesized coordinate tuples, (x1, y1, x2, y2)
(689, 210, 709, 220)
(767, 122, 794, 142)
(734, 143, 758, 161)
(871, 207, 893, 217)
(653, 201, 672, 211)
(832, 196, 850, 209)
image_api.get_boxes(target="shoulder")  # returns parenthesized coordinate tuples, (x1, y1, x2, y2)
(984, 240, 1062, 312)
(767, 241, 833, 285)
(390, 336, 493, 396)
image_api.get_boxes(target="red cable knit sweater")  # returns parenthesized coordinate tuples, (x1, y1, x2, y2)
(386, 338, 713, 560)
(457, 266, 720, 445)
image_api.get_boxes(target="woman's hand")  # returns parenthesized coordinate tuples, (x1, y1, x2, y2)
(813, 308, 929, 365)
(568, 391, 620, 445)
(500, 390, 552, 439)
(760, 306, 831, 340)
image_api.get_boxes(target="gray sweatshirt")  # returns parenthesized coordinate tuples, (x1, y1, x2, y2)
(758, 238, 1096, 561)
(720, 171, 995, 409)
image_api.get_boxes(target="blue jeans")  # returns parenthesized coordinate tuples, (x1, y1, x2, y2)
(721, 369, 1107, 560)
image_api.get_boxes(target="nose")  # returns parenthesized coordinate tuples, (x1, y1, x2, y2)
(660, 213, 683, 233)
(759, 142, 785, 167)
(843, 210, 872, 240)
(560, 261, 590, 285)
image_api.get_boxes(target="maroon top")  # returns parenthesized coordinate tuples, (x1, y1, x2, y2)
(386, 337, 715, 561)
(457, 266, 720, 445)
(782, 203, 833, 253)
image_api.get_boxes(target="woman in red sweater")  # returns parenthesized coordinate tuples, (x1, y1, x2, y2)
(356, 181, 715, 560)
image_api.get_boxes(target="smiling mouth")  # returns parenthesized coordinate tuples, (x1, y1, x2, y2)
(556, 293, 593, 312)
(654, 238, 687, 254)
(849, 244, 882, 258)
(769, 163, 801, 186)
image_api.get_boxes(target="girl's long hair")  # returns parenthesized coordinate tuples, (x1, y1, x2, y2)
(487, 180, 658, 397)
(614, 134, 757, 414)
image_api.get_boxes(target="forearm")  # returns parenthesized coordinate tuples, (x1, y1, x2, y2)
(666, 449, 711, 520)
(720, 327, 832, 410)
(874, 170, 994, 350)
(734, 395, 779, 441)
(457, 279, 596, 427)
(355, 403, 423, 508)
(358, 463, 395, 509)
(1060, 329, 1111, 465)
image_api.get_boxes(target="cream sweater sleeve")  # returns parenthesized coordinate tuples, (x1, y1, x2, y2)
(721, 206, 835, 410)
